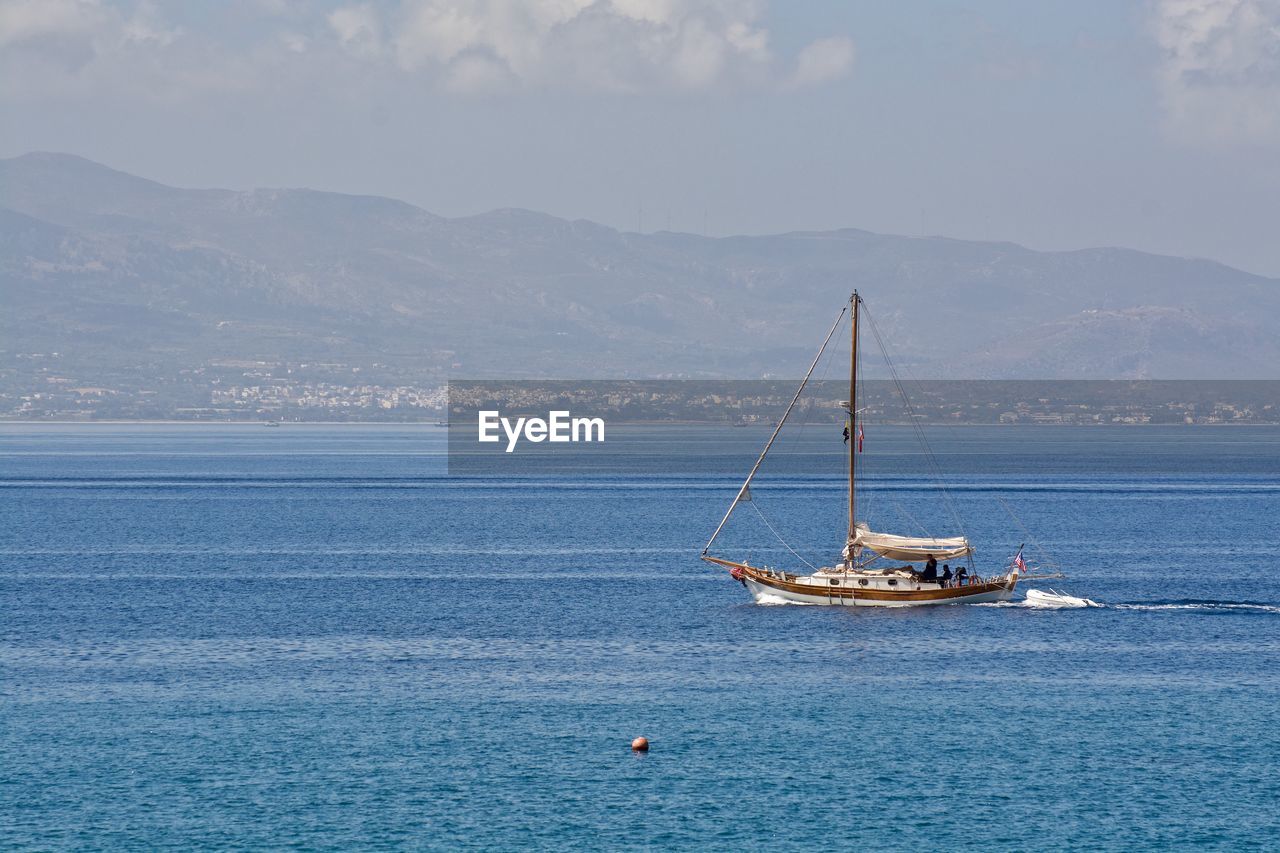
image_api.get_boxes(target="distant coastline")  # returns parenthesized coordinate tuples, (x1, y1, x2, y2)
(5, 419, 1278, 428)
(7, 378, 1280, 424)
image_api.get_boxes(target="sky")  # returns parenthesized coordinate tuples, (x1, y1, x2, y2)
(2, 0, 1280, 276)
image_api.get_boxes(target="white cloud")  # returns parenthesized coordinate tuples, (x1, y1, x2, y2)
(373, 0, 858, 93)
(0, 0, 177, 49)
(328, 3, 383, 59)
(0, 0, 183, 96)
(0, 0, 103, 47)
(442, 48, 517, 92)
(0, 0, 853, 101)
(381, 0, 779, 92)
(1149, 0, 1280, 143)
(280, 31, 308, 53)
(789, 35, 854, 88)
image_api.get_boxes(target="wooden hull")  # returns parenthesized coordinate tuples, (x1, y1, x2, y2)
(705, 557, 1017, 607)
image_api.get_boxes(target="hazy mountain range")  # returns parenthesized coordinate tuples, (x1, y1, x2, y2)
(3, 151, 1278, 388)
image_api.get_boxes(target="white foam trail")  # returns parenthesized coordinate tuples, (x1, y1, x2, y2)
(978, 599, 1280, 614)
(752, 592, 813, 606)
(1113, 602, 1280, 614)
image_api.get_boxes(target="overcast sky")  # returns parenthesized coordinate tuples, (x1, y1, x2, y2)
(3, 0, 1280, 276)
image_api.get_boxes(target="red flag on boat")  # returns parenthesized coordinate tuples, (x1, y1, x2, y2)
(857, 425, 864, 453)
(1013, 550, 1026, 572)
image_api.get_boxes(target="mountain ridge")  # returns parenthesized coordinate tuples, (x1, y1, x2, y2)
(2, 152, 1278, 398)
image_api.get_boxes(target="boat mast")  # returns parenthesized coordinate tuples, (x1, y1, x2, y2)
(848, 291, 859, 550)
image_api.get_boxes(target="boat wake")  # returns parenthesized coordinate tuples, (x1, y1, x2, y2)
(752, 592, 814, 606)
(978, 596, 1280, 615)
(1112, 600, 1280, 615)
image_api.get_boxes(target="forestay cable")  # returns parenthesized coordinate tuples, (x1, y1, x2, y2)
(703, 303, 849, 554)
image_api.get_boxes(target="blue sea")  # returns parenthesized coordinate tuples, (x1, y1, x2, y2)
(2, 424, 1279, 850)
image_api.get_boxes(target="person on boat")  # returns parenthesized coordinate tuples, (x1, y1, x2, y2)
(921, 556, 938, 583)
(956, 566, 969, 586)
(941, 565, 953, 588)
(842, 425, 850, 444)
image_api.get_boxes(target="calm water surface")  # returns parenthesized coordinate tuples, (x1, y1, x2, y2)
(1, 424, 1278, 850)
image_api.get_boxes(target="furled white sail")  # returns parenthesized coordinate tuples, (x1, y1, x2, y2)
(853, 529, 972, 562)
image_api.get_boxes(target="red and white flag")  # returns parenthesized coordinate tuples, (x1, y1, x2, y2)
(1012, 550, 1026, 573)
(857, 425, 864, 453)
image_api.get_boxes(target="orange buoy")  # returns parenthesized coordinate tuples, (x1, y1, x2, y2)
(631, 736, 649, 752)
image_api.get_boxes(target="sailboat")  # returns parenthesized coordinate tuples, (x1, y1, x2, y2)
(701, 291, 1022, 606)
